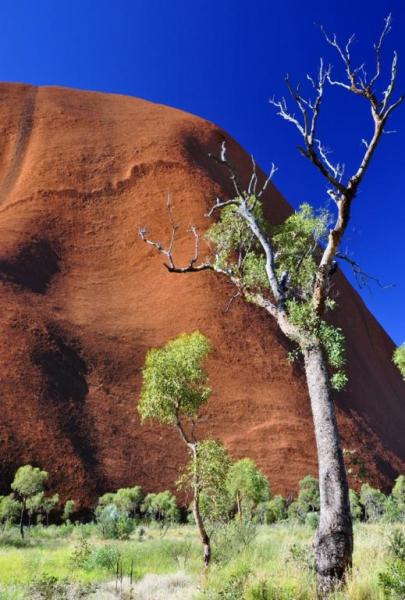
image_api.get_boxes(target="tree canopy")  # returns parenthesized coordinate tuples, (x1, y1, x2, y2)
(138, 331, 212, 425)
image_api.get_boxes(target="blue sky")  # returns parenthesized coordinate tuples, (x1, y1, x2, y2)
(1, 0, 404, 344)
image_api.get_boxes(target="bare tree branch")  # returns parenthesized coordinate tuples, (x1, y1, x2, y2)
(269, 16, 403, 313)
(139, 198, 212, 273)
(336, 252, 394, 290)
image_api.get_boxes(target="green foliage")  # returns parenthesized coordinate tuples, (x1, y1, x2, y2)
(287, 501, 304, 523)
(225, 458, 270, 517)
(211, 519, 256, 564)
(392, 475, 405, 515)
(388, 529, 405, 562)
(138, 331, 212, 425)
(96, 504, 135, 539)
(207, 200, 346, 388)
(378, 561, 405, 599)
(254, 496, 287, 524)
(206, 198, 269, 289)
(26, 492, 45, 524)
(62, 500, 75, 523)
(305, 512, 319, 529)
(114, 486, 144, 517)
(360, 484, 387, 522)
(286, 299, 347, 390)
(297, 475, 320, 514)
(142, 491, 180, 524)
(349, 489, 363, 521)
(43, 494, 59, 522)
(85, 544, 121, 572)
(272, 203, 330, 299)
(178, 439, 232, 522)
(11, 465, 48, 501)
(70, 534, 92, 569)
(204, 567, 250, 600)
(0, 495, 20, 526)
(393, 343, 405, 380)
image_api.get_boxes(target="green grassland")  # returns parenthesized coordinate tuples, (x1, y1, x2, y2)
(0, 521, 403, 599)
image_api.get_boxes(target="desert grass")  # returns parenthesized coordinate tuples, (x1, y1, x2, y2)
(0, 521, 402, 598)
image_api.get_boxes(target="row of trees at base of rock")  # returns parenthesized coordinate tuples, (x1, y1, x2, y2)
(0, 465, 75, 538)
(2, 460, 403, 543)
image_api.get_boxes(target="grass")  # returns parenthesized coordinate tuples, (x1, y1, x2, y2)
(0, 521, 402, 598)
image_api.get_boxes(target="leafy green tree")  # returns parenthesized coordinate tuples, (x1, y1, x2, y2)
(360, 484, 387, 522)
(142, 491, 179, 524)
(26, 492, 45, 527)
(96, 503, 134, 539)
(226, 458, 270, 518)
(115, 486, 144, 518)
(11, 465, 48, 538)
(178, 439, 232, 523)
(62, 499, 76, 523)
(138, 331, 214, 566)
(96, 492, 116, 516)
(42, 494, 59, 526)
(298, 475, 320, 514)
(393, 344, 405, 380)
(0, 495, 20, 529)
(139, 17, 403, 594)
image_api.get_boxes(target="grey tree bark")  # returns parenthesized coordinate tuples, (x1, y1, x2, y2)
(303, 343, 353, 596)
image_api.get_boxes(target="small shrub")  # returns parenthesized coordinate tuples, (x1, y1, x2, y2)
(70, 535, 92, 569)
(212, 519, 256, 564)
(205, 568, 250, 599)
(86, 544, 120, 571)
(378, 561, 405, 598)
(96, 504, 135, 539)
(388, 529, 405, 561)
(305, 512, 319, 530)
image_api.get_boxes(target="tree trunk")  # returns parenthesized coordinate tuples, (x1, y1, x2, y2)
(192, 493, 211, 567)
(303, 343, 353, 597)
(19, 502, 25, 539)
(236, 491, 242, 518)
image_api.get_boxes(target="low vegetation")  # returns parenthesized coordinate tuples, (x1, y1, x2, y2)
(0, 463, 404, 598)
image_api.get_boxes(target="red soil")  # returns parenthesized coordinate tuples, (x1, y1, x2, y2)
(0, 83, 404, 508)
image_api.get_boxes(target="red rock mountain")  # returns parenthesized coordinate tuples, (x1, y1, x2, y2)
(0, 83, 404, 509)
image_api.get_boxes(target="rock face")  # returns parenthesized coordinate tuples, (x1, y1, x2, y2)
(0, 83, 404, 508)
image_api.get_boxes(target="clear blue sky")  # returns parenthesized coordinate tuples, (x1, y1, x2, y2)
(1, 0, 404, 344)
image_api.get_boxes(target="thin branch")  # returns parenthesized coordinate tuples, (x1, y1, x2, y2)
(336, 252, 394, 290)
(223, 290, 241, 314)
(209, 140, 243, 197)
(139, 201, 212, 273)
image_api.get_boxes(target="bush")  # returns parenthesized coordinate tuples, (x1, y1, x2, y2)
(297, 476, 320, 514)
(360, 484, 386, 522)
(204, 568, 250, 599)
(349, 489, 363, 521)
(378, 561, 405, 598)
(96, 504, 135, 539)
(86, 544, 120, 571)
(305, 512, 319, 530)
(388, 529, 405, 562)
(70, 535, 92, 569)
(255, 496, 287, 524)
(287, 501, 304, 523)
(212, 519, 256, 564)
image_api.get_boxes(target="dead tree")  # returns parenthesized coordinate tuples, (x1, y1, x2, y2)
(139, 15, 403, 596)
